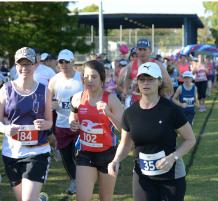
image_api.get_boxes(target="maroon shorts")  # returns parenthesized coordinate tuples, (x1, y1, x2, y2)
(55, 127, 78, 149)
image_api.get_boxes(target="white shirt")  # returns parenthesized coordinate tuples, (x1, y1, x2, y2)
(53, 71, 83, 128)
(34, 64, 56, 86)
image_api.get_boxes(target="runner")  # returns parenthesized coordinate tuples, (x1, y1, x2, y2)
(192, 54, 208, 112)
(0, 47, 52, 201)
(176, 54, 190, 85)
(172, 71, 198, 125)
(48, 49, 83, 195)
(34, 49, 56, 86)
(122, 38, 173, 101)
(69, 60, 124, 201)
(108, 62, 196, 201)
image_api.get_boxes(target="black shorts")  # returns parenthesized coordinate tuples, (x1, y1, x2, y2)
(2, 153, 50, 187)
(76, 147, 116, 174)
(195, 81, 208, 100)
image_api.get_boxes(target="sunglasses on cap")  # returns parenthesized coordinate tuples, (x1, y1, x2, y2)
(58, 59, 71, 64)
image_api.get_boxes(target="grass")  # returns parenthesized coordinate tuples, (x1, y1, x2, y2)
(0, 87, 218, 201)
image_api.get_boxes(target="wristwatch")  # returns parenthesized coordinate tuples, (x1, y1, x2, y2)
(173, 152, 179, 161)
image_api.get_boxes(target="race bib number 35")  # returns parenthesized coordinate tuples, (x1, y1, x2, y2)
(139, 151, 168, 176)
(12, 125, 38, 145)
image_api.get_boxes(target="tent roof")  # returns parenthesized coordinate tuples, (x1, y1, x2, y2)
(76, 12, 204, 29)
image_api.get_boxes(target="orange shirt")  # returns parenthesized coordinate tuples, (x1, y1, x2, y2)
(177, 63, 190, 82)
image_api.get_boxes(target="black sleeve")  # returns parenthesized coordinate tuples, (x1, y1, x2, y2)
(70, 103, 78, 113)
(172, 103, 187, 129)
(121, 109, 130, 132)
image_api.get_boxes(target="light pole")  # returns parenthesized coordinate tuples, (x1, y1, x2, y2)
(99, 0, 104, 54)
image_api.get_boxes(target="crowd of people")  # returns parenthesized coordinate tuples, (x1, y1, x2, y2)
(1, 38, 217, 200)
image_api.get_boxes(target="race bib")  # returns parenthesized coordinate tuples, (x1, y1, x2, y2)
(183, 97, 195, 107)
(79, 120, 104, 148)
(61, 101, 70, 109)
(12, 125, 38, 145)
(139, 151, 168, 176)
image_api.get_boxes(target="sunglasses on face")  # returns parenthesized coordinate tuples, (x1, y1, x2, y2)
(58, 59, 70, 64)
(138, 48, 146, 51)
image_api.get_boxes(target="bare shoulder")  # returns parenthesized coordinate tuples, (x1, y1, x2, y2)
(108, 93, 123, 108)
(0, 84, 7, 104)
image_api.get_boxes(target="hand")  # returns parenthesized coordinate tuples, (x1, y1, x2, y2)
(96, 101, 111, 116)
(34, 119, 51, 130)
(181, 102, 188, 108)
(120, 92, 127, 101)
(156, 154, 175, 171)
(4, 124, 20, 137)
(52, 100, 59, 110)
(48, 134, 57, 149)
(70, 119, 80, 132)
(108, 160, 120, 177)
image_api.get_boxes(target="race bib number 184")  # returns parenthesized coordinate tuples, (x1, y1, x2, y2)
(12, 125, 38, 145)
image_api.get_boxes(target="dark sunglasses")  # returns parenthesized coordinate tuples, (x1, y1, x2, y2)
(58, 59, 70, 64)
(138, 48, 146, 51)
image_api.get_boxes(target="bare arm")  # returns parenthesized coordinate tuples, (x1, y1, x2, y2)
(194, 86, 199, 107)
(0, 85, 20, 135)
(97, 94, 124, 132)
(172, 86, 186, 108)
(123, 63, 132, 95)
(108, 129, 133, 176)
(156, 122, 196, 171)
(174, 122, 196, 158)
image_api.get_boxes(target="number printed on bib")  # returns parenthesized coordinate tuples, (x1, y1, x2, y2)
(139, 151, 169, 176)
(62, 101, 70, 109)
(12, 125, 38, 145)
(79, 120, 104, 148)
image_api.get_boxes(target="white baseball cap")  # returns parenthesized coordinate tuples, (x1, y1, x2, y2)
(15, 47, 36, 64)
(40, 53, 49, 61)
(183, 71, 194, 79)
(57, 49, 74, 62)
(137, 62, 162, 79)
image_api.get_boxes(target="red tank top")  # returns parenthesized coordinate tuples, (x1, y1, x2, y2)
(177, 63, 190, 82)
(130, 59, 139, 80)
(130, 59, 156, 80)
(78, 90, 117, 152)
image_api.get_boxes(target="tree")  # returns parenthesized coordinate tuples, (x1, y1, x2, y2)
(0, 2, 94, 64)
(197, 17, 214, 44)
(203, 2, 218, 45)
(71, 4, 99, 13)
(79, 4, 98, 12)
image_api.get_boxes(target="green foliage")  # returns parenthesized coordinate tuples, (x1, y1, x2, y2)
(0, 2, 93, 63)
(80, 4, 99, 12)
(203, 2, 218, 45)
(198, 17, 214, 44)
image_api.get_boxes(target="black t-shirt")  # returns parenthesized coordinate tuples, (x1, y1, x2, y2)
(122, 97, 187, 180)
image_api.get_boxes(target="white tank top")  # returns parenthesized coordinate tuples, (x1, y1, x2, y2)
(54, 71, 83, 128)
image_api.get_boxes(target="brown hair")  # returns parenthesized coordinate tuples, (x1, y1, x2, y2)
(84, 60, 106, 84)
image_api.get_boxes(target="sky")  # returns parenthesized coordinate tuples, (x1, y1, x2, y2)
(70, 0, 206, 16)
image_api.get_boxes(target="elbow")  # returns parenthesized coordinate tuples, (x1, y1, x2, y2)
(190, 136, 196, 148)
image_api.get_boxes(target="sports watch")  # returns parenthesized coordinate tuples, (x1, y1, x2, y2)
(173, 152, 179, 161)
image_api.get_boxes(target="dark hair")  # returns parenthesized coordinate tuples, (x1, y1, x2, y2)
(84, 60, 106, 84)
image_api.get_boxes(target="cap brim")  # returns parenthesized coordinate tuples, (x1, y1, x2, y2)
(137, 72, 160, 79)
